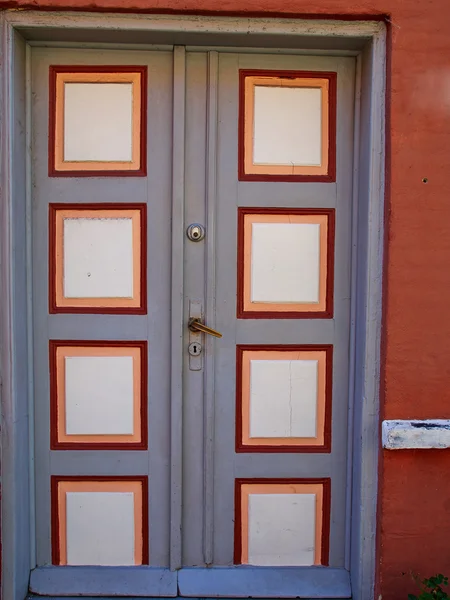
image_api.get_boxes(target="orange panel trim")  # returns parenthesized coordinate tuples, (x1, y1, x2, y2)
(241, 349, 327, 446)
(236, 344, 332, 453)
(49, 203, 147, 314)
(50, 340, 148, 450)
(237, 208, 335, 319)
(49, 66, 147, 177)
(238, 70, 337, 182)
(243, 212, 328, 313)
(244, 76, 329, 176)
(234, 478, 331, 566)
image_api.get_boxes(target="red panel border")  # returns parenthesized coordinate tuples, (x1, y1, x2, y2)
(238, 69, 337, 183)
(235, 344, 333, 453)
(49, 340, 148, 451)
(48, 65, 148, 178)
(51, 475, 149, 565)
(234, 477, 331, 566)
(236, 207, 335, 319)
(48, 202, 147, 315)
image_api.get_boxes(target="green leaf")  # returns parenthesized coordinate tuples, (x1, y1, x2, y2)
(408, 574, 450, 600)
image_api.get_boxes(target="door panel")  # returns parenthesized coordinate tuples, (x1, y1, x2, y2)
(208, 52, 354, 572)
(31, 48, 173, 572)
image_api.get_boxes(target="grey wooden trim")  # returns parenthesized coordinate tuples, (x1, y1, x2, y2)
(27, 597, 346, 600)
(50, 451, 150, 474)
(234, 452, 332, 475)
(203, 49, 219, 567)
(29, 566, 178, 597)
(170, 45, 186, 572)
(237, 183, 336, 208)
(235, 320, 335, 344)
(187, 47, 359, 56)
(27, 41, 359, 56)
(349, 29, 386, 600)
(47, 315, 149, 339)
(25, 40, 37, 571)
(344, 52, 362, 571)
(0, 19, 32, 600)
(29, 41, 175, 50)
(4, 11, 384, 39)
(178, 567, 351, 598)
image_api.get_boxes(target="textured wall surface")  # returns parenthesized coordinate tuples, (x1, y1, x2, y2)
(2, 2, 450, 599)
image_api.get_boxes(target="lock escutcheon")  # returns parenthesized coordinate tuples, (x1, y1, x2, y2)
(188, 342, 203, 356)
(186, 223, 205, 242)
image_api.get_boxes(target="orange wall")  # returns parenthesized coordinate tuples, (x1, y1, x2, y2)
(3, 1, 450, 599)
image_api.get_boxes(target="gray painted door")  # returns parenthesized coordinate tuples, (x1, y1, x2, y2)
(31, 48, 174, 587)
(180, 50, 354, 598)
(30, 46, 355, 598)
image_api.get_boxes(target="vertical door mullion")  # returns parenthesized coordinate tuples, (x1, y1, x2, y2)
(203, 50, 219, 566)
(170, 45, 186, 572)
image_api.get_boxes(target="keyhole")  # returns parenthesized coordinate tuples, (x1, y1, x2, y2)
(189, 341, 202, 356)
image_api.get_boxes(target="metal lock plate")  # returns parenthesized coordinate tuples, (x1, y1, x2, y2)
(188, 342, 203, 356)
(188, 300, 203, 371)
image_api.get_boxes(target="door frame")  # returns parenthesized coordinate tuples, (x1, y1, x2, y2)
(0, 11, 386, 600)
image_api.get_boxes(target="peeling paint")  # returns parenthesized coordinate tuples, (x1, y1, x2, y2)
(383, 420, 450, 450)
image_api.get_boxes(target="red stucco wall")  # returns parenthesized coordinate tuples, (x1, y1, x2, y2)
(3, 2, 450, 599)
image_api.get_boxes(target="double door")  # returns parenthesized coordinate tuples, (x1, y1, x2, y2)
(31, 46, 355, 597)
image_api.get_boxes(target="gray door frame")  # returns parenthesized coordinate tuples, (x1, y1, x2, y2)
(0, 11, 386, 600)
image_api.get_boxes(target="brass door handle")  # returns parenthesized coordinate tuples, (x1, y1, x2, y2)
(188, 318, 222, 339)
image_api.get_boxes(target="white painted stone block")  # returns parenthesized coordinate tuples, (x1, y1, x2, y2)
(382, 419, 450, 449)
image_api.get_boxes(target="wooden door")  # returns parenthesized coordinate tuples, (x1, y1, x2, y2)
(30, 46, 355, 599)
(31, 47, 177, 596)
(180, 50, 354, 598)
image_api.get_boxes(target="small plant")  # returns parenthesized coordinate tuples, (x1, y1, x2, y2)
(409, 574, 449, 600)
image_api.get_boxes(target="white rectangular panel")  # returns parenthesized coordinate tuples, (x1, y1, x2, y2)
(250, 360, 318, 438)
(66, 491, 135, 565)
(65, 356, 134, 435)
(253, 86, 322, 166)
(63, 217, 133, 299)
(64, 82, 133, 162)
(251, 223, 320, 304)
(248, 493, 316, 566)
